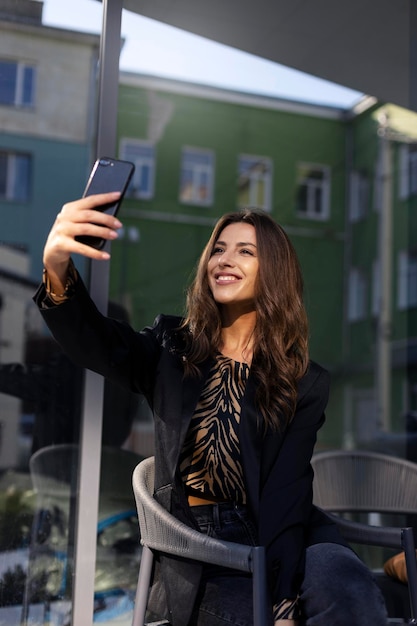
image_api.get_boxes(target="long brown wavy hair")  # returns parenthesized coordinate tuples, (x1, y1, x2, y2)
(181, 208, 309, 431)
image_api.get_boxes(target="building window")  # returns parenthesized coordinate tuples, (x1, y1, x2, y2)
(348, 267, 367, 321)
(179, 147, 214, 206)
(398, 251, 417, 310)
(296, 163, 330, 220)
(120, 139, 155, 199)
(349, 170, 369, 222)
(398, 144, 417, 200)
(0, 60, 36, 107)
(0, 151, 31, 201)
(237, 155, 272, 211)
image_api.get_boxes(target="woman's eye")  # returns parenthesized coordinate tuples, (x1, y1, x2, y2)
(240, 249, 253, 255)
(212, 246, 224, 255)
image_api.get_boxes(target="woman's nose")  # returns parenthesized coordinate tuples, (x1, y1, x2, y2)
(218, 251, 233, 266)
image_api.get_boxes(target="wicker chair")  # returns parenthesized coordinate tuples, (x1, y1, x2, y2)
(312, 449, 417, 625)
(131, 456, 269, 626)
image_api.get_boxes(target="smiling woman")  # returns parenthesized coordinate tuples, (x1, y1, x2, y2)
(34, 197, 388, 625)
(207, 222, 259, 323)
(181, 209, 308, 431)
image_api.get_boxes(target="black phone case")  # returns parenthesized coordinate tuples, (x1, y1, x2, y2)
(75, 157, 135, 250)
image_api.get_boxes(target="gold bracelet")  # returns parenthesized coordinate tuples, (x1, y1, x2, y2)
(42, 259, 76, 299)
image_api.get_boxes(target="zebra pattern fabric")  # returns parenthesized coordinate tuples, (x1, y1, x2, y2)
(180, 354, 249, 504)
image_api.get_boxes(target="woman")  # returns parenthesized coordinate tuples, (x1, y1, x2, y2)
(35, 192, 387, 625)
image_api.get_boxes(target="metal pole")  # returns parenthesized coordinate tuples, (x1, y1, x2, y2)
(375, 128, 393, 432)
(402, 527, 417, 623)
(72, 0, 123, 624)
(252, 546, 269, 626)
(410, 0, 417, 113)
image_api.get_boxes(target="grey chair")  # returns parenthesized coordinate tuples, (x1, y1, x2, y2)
(312, 449, 417, 625)
(131, 456, 269, 626)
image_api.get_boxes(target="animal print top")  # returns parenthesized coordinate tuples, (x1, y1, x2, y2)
(179, 353, 300, 620)
(179, 353, 249, 503)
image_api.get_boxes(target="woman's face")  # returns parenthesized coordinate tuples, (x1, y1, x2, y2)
(207, 222, 259, 311)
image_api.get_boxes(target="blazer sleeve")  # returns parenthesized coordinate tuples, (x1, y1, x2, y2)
(33, 275, 173, 404)
(258, 363, 330, 603)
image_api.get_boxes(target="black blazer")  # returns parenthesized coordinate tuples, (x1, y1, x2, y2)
(34, 277, 345, 625)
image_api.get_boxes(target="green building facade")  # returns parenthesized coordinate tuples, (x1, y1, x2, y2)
(109, 75, 417, 453)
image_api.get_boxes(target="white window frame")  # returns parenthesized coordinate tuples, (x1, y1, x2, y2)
(0, 151, 31, 201)
(179, 146, 214, 207)
(296, 162, 330, 221)
(0, 59, 36, 107)
(348, 267, 368, 322)
(119, 138, 155, 200)
(237, 154, 272, 212)
(349, 170, 369, 222)
(398, 250, 417, 310)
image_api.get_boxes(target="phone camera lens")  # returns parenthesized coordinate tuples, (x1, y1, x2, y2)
(99, 159, 111, 166)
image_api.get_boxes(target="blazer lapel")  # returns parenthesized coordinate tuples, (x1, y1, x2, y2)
(259, 364, 317, 491)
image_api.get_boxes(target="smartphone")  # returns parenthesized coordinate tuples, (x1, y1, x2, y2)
(75, 157, 135, 250)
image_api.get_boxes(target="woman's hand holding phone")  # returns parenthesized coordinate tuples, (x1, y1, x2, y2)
(43, 156, 134, 295)
(42, 192, 122, 294)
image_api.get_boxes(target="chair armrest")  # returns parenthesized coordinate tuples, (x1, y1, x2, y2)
(327, 511, 405, 550)
(133, 462, 258, 573)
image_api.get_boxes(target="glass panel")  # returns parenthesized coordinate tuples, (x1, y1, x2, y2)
(0, 152, 7, 197)
(0, 245, 82, 624)
(2, 0, 415, 622)
(237, 155, 271, 211)
(0, 61, 17, 105)
(0, 1, 104, 624)
(114, 9, 417, 613)
(22, 66, 35, 107)
(296, 164, 330, 219)
(0, 151, 31, 201)
(179, 147, 214, 205)
(12, 154, 31, 201)
(120, 139, 155, 199)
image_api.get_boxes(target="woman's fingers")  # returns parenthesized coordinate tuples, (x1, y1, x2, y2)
(59, 192, 122, 224)
(43, 192, 123, 267)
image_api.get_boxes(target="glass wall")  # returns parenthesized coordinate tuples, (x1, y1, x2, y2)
(0, 0, 416, 624)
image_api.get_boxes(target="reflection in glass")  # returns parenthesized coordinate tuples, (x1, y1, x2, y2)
(0, 243, 143, 623)
(1, 0, 416, 622)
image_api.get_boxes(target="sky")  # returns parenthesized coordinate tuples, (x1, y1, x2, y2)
(42, 0, 364, 109)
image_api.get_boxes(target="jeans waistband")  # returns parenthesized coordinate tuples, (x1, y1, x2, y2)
(191, 501, 249, 524)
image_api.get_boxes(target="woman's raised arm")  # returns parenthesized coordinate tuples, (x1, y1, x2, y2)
(42, 192, 122, 294)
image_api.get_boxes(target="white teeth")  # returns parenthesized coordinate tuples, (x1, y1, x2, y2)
(217, 275, 237, 281)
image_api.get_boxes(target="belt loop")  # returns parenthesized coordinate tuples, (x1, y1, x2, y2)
(213, 503, 221, 529)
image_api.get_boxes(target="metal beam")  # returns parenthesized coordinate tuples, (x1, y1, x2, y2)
(72, 0, 123, 623)
(121, 0, 415, 111)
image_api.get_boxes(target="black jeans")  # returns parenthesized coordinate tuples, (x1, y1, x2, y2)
(189, 502, 263, 626)
(188, 503, 388, 626)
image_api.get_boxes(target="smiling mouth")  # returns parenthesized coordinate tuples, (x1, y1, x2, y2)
(214, 273, 241, 283)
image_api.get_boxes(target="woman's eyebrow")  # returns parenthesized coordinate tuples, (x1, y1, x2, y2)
(215, 240, 257, 248)
(236, 241, 257, 248)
